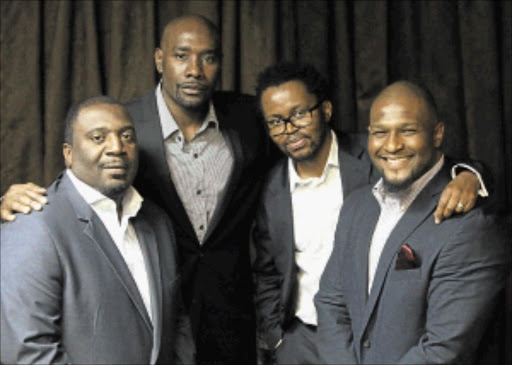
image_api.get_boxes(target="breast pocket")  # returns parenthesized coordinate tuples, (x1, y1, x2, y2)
(388, 267, 422, 281)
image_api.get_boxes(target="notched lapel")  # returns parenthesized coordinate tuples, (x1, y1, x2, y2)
(204, 127, 244, 242)
(83, 214, 154, 332)
(360, 174, 445, 336)
(133, 217, 163, 364)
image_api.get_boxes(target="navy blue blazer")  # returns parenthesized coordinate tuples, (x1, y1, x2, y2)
(315, 162, 510, 364)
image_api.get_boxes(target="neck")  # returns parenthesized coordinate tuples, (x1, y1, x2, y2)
(294, 131, 333, 178)
(163, 94, 209, 143)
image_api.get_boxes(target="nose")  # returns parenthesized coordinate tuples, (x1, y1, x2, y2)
(105, 134, 125, 155)
(284, 118, 299, 134)
(384, 131, 404, 152)
(185, 56, 204, 79)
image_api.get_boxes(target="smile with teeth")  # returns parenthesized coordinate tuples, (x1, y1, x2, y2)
(381, 156, 412, 167)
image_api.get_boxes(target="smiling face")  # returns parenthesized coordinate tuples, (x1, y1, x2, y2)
(155, 16, 220, 111)
(63, 103, 138, 201)
(260, 80, 332, 163)
(368, 86, 444, 192)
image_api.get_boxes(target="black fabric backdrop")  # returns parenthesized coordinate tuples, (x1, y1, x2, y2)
(1, 0, 510, 362)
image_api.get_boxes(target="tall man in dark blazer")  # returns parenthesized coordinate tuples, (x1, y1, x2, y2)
(251, 64, 486, 364)
(0, 14, 272, 364)
(315, 81, 511, 364)
(1, 96, 194, 364)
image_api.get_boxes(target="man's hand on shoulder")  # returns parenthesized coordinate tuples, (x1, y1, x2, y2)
(434, 171, 479, 224)
(1, 183, 48, 222)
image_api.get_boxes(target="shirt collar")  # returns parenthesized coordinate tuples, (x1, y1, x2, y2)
(289, 130, 339, 192)
(155, 82, 219, 140)
(66, 169, 143, 219)
(372, 154, 445, 212)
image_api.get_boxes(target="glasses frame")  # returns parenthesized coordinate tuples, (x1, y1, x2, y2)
(266, 100, 324, 136)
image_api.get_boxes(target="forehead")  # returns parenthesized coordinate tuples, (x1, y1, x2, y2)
(75, 104, 132, 131)
(261, 80, 315, 109)
(370, 94, 428, 125)
(163, 20, 217, 50)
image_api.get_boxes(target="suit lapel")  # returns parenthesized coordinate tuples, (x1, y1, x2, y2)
(268, 161, 297, 310)
(133, 216, 162, 365)
(135, 92, 196, 240)
(360, 170, 448, 336)
(204, 125, 244, 242)
(60, 173, 154, 333)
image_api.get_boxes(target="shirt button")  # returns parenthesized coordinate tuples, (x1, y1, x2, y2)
(197, 190, 201, 195)
(193, 153, 198, 158)
(177, 136, 182, 142)
(199, 225, 204, 230)
(363, 339, 371, 348)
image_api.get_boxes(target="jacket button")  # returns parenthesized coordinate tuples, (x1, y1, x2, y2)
(363, 339, 371, 348)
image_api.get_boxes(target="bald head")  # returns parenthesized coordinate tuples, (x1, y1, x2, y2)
(371, 81, 439, 127)
(160, 15, 220, 51)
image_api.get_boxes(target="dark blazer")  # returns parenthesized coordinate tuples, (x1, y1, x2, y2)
(125, 90, 273, 363)
(0, 172, 193, 364)
(252, 130, 380, 350)
(315, 162, 511, 364)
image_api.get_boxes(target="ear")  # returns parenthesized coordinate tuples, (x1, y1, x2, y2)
(433, 122, 444, 148)
(154, 48, 163, 74)
(322, 100, 333, 123)
(63, 143, 72, 168)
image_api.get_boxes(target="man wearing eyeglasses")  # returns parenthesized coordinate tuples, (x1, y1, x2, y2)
(251, 63, 487, 364)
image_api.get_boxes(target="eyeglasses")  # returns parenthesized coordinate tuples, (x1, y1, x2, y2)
(265, 101, 324, 136)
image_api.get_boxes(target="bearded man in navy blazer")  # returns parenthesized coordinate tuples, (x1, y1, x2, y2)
(1, 96, 194, 364)
(315, 81, 511, 364)
(251, 64, 487, 364)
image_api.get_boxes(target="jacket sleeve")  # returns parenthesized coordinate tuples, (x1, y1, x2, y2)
(1, 219, 70, 364)
(398, 213, 510, 364)
(251, 202, 284, 350)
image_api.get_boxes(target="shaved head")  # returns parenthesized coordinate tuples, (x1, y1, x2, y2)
(160, 15, 220, 52)
(371, 81, 439, 127)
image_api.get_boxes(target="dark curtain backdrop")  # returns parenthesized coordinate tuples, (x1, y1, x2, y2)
(1, 0, 511, 361)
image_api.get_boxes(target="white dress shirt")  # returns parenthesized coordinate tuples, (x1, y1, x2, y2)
(368, 156, 445, 293)
(290, 130, 343, 325)
(156, 84, 233, 243)
(67, 169, 153, 323)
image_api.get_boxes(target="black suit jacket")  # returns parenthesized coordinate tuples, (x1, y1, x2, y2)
(125, 90, 274, 362)
(252, 130, 381, 349)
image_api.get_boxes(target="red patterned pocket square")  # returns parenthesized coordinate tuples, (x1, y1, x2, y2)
(395, 243, 420, 270)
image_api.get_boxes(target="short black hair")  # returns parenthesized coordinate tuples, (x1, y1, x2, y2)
(63, 95, 127, 144)
(255, 62, 330, 115)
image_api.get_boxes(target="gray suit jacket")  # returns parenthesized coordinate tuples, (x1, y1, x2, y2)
(1, 172, 194, 364)
(315, 163, 511, 364)
(252, 130, 380, 349)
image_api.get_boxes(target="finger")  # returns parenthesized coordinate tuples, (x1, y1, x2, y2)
(25, 189, 48, 205)
(442, 192, 462, 220)
(434, 191, 452, 224)
(0, 207, 16, 222)
(6, 200, 32, 215)
(25, 182, 47, 194)
(463, 196, 476, 212)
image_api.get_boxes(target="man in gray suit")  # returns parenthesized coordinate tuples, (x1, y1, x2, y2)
(0, 96, 194, 364)
(315, 81, 511, 364)
(252, 64, 486, 364)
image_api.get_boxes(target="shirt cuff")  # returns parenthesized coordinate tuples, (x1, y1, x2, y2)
(451, 163, 489, 197)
